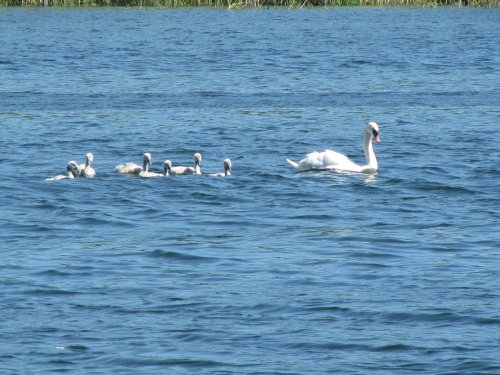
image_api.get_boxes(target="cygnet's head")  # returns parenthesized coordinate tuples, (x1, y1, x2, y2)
(194, 153, 202, 165)
(224, 159, 232, 175)
(143, 152, 152, 165)
(67, 160, 80, 177)
(366, 121, 380, 143)
(86, 152, 94, 162)
(163, 160, 172, 176)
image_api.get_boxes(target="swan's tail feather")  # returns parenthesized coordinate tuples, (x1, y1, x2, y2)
(286, 159, 299, 169)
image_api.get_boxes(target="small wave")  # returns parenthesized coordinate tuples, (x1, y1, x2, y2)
(108, 357, 224, 368)
(148, 250, 217, 263)
(349, 250, 402, 260)
(48, 359, 76, 365)
(286, 341, 370, 351)
(305, 305, 350, 313)
(24, 289, 80, 296)
(414, 181, 477, 195)
(374, 343, 417, 352)
(34, 270, 71, 277)
(474, 317, 500, 325)
(381, 311, 468, 324)
(445, 360, 500, 374)
(66, 344, 89, 352)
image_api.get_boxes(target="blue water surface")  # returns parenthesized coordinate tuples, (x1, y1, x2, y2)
(1, 7, 499, 374)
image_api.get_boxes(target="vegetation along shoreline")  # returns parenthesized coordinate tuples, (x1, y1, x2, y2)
(1, 0, 499, 7)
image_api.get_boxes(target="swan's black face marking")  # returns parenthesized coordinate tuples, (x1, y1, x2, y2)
(372, 129, 380, 143)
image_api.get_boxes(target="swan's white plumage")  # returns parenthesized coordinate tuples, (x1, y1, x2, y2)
(79, 153, 96, 178)
(210, 159, 232, 177)
(46, 161, 80, 181)
(287, 122, 381, 173)
(115, 153, 151, 175)
(171, 153, 202, 175)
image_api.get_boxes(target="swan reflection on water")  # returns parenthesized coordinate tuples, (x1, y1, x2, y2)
(292, 167, 378, 184)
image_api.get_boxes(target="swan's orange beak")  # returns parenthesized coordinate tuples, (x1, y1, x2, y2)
(373, 130, 381, 143)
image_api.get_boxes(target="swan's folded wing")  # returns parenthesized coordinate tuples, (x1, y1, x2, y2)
(171, 166, 195, 175)
(322, 149, 355, 169)
(115, 162, 141, 174)
(302, 151, 327, 169)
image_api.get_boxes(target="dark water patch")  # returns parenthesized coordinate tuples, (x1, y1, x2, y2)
(380, 311, 469, 324)
(286, 341, 371, 351)
(32, 326, 59, 333)
(444, 360, 500, 374)
(48, 359, 75, 365)
(413, 181, 477, 195)
(348, 249, 402, 260)
(474, 317, 500, 326)
(108, 357, 226, 368)
(65, 344, 89, 352)
(34, 270, 72, 277)
(305, 305, 350, 313)
(114, 306, 190, 315)
(147, 250, 217, 263)
(374, 343, 419, 352)
(24, 289, 81, 296)
(290, 214, 335, 220)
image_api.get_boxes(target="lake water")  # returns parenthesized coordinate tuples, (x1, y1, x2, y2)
(1, 7, 499, 374)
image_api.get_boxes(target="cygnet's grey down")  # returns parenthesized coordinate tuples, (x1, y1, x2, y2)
(79, 152, 96, 178)
(210, 159, 232, 177)
(171, 153, 202, 175)
(141, 160, 173, 178)
(46, 161, 80, 181)
(115, 152, 151, 175)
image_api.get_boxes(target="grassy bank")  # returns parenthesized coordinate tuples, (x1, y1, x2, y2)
(2, 0, 498, 7)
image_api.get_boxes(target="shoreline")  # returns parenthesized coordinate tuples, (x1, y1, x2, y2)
(1, 0, 498, 7)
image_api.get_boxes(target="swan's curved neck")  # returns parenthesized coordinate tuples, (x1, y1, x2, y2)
(143, 159, 149, 172)
(363, 131, 377, 170)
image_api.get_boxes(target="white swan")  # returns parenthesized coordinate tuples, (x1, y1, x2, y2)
(210, 159, 232, 177)
(79, 152, 96, 178)
(115, 152, 151, 175)
(171, 153, 202, 175)
(46, 161, 80, 181)
(286, 121, 381, 173)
